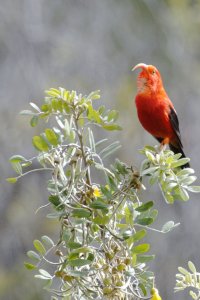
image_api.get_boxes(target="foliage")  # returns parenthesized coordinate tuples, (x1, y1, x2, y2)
(8, 88, 200, 299)
(175, 261, 200, 299)
(140, 146, 200, 204)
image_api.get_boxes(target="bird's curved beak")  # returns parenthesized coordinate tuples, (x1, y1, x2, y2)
(132, 63, 148, 72)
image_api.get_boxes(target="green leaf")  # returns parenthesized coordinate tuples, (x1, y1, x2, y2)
(9, 155, 24, 173)
(41, 104, 49, 112)
(45, 88, 60, 97)
(138, 283, 147, 296)
(102, 124, 122, 131)
(45, 128, 59, 146)
(163, 192, 174, 204)
(21, 161, 32, 168)
(135, 201, 154, 212)
(27, 250, 41, 261)
(178, 266, 190, 275)
(30, 115, 39, 127)
(94, 163, 114, 177)
(107, 175, 117, 190)
(39, 269, 52, 278)
(136, 217, 154, 226)
(48, 195, 64, 210)
(172, 153, 182, 160)
(57, 99, 63, 112)
(20, 110, 35, 116)
(87, 104, 101, 124)
(68, 259, 92, 267)
(186, 186, 200, 193)
(6, 177, 18, 183)
(87, 90, 100, 100)
(175, 186, 189, 201)
(63, 101, 70, 113)
(161, 221, 180, 233)
(90, 200, 108, 211)
(99, 141, 121, 158)
(71, 247, 92, 254)
(41, 235, 54, 247)
(107, 110, 119, 122)
(62, 230, 72, 244)
(136, 255, 155, 263)
(141, 145, 156, 153)
(114, 159, 128, 175)
(46, 212, 62, 219)
(72, 208, 91, 218)
(141, 167, 159, 176)
(48, 195, 59, 206)
(24, 262, 36, 270)
(69, 130, 75, 142)
(188, 261, 196, 273)
(88, 127, 96, 152)
(100, 186, 112, 199)
(87, 253, 95, 262)
(35, 275, 51, 280)
(189, 290, 198, 299)
(51, 99, 59, 111)
(33, 240, 46, 255)
(179, 176, 196, 186)
(132, 229, 147, 242)
(132, 243, 150, 254)
(149, 173, 159, 185)
(93, 215, 109, 225)
(67, 242, 82, 249)
(144, 150, 155, 162)
(9, 155, 27, 163)
(30, 102, 41, 112)
(171, 158, 190, 168)
(32, 136, 49, 151)
(177, 168, 194, 176)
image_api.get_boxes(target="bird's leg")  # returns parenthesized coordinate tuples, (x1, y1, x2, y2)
(159, 138, 169, 152)
(159, 143, 166, 152)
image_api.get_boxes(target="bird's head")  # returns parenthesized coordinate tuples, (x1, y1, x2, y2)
(132, 63, 163, 94)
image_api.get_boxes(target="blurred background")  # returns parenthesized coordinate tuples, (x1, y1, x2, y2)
(1, 0, 200, 299)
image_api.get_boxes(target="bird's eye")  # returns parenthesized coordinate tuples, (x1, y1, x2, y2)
(152, 69, 156, 75)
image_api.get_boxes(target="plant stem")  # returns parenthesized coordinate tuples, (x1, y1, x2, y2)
(74, 114, 91, 186)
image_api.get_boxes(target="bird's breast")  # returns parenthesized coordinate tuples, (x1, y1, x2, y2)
(135, 94, 173, 139)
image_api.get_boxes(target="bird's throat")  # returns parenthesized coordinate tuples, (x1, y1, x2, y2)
(137, 77, 151, 94)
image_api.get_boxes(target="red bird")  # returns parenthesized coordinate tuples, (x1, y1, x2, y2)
(132, 63, 189, 168)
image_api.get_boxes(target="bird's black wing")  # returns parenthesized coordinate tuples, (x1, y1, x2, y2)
(168, 106, 183, 148)
(169, 107, 190, 168)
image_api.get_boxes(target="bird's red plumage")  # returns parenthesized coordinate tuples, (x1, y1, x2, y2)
(132, 63, 189, 167)
(135, 93, 175, 143)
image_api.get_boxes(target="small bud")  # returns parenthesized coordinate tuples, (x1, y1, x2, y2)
(115, 280, 123, 287)
(124, 258, 131, 265)
(105, 251, 114, 260)
(112, 267, 118, 274)
(55, 250, 63, 257)
(103, 278, 112, 286)
(117, 263, 126, 272)
(55, 270, 63, 277)
(103, 287, 113, 295)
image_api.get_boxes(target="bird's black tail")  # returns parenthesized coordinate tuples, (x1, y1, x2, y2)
(169, 144, 190, 169)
